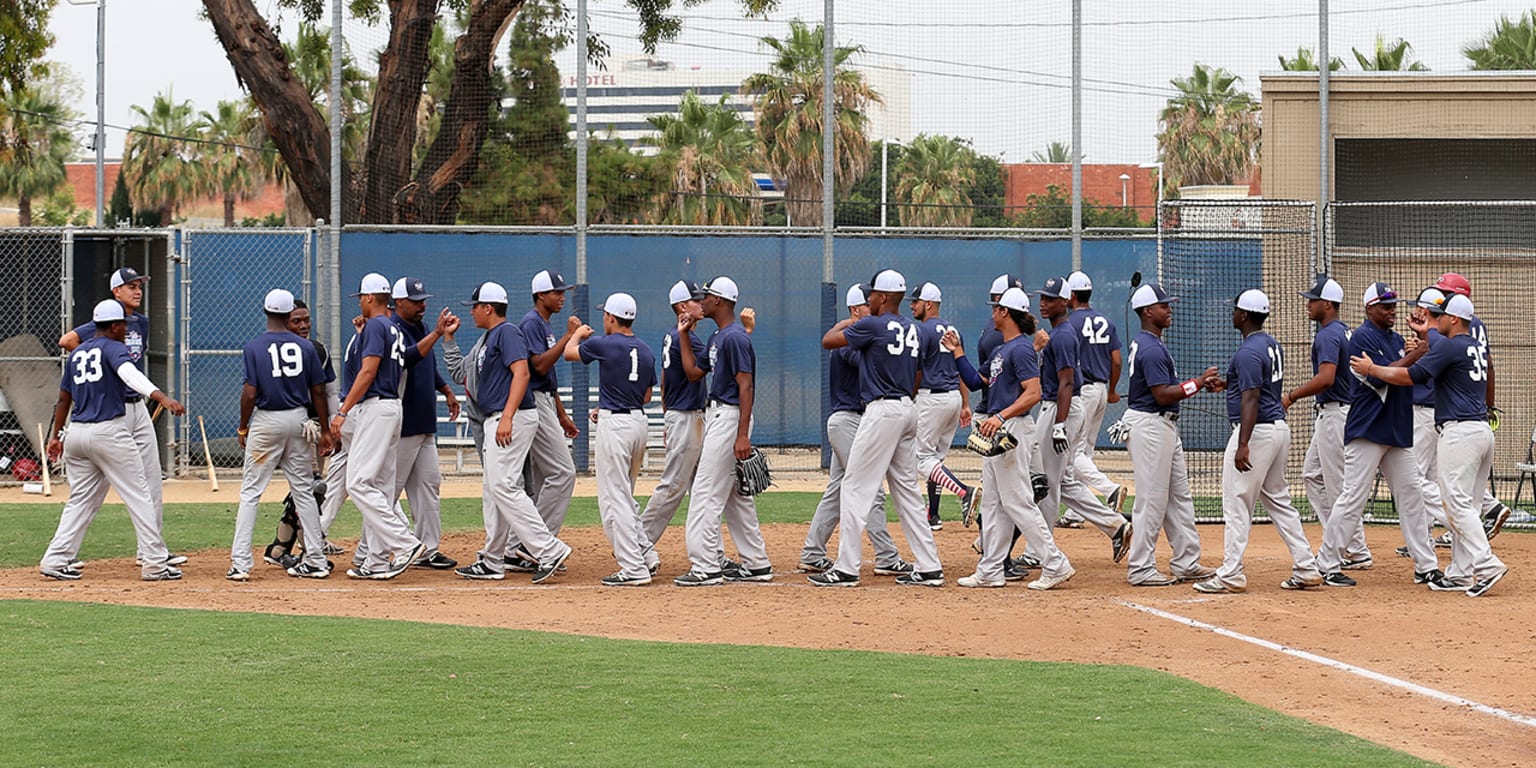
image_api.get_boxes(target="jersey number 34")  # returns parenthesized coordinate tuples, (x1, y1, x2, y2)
(884, 321, 920, 358)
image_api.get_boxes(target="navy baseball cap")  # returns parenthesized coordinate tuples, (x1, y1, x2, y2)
(110, 267, 148, 289)
(1038, 276, 1069, 299)
(392, 276, 432, 301)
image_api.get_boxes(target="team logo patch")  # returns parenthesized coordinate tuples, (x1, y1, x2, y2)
(125, 329, 143, 361)
(988, 354, 1003, 384)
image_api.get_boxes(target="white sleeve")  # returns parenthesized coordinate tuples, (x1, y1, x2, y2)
(116, 362, 159, 399)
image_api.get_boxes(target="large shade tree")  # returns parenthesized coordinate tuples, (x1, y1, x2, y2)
(199, 99, 262, 226)
(893, 133, 977, 227)
(1464, 11, 1536, 69)
(741, 20, 880, 227)
(200, 0, 777, 225)
(648, 91, 760, 225)
(1155, 63, 1259, 191)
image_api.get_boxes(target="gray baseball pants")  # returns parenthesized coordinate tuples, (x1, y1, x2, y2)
(40, 417, 172, 577)
(1122, 410, 1203, 584)
(684, 403, 770, 572)
(1072, 381, 1117, 497)
(595, 410, 650, 579)
(476, 408, 569, 572)
(833, 397, 941, 575)
(973, 415, 1070, 582)
(1437, 421, 1506, 583)
(525, 390, 576, 533)
(231, 407, 323, 572)
(318, 421, 350, 538)
(1304, 403, 1370, 559)
(914, 389, 963, 478)
(1215, 421, 1320, 588)
(348, 398, 419, 571)
(801, 409, 901, 567)
(1033, 400, 1123, 537)
(1318, 439, 1437, 575)
(394, 433, 444, 554)
(640, 408, 704, 568)
(1412, 405, 1449, 529)
(125, 399, 165, 562)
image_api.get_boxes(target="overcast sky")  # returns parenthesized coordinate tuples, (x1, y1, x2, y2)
(46, 0, 1536, 163)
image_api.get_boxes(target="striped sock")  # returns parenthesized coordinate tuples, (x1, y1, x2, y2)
(929, 465, 967, 498)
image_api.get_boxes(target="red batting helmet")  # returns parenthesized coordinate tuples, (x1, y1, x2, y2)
(1434, 272, 1472, 297)
(11, 458, 40, 482)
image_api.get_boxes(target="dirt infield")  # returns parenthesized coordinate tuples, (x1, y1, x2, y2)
(3, 511, 1531, 767)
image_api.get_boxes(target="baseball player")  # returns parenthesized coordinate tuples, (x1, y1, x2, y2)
(1315, 282, 1438, 587)
(1399, 287, 1457, 559)
(811, 269, 943, 587)
(1032, 276, 1132, 564)
(800, 283, 912, 576)
(385, 277, 459, 569)
(1349, 292, 1508, 597)
(1281, 276, 1370, 568)
(909, 281, 979, 530)
(453, 281, 573, 583)
(565, 292, 657, 586)
(440, 306, 490, 465)
(512, 270, 581, 566)
(950, 287, 1075, 590)
(58, 267, 186, 568)
(971, 272, 1044, 562)
(1193, 289, 1322, 593)
(228, 289, 333, 580)
(1117, 283, 1219, 587)
(1063, 271, 1127, 516)
(674, 276, 773, 585)
(40, 299, 187, 581)
(261, 299, 340, 565)
(637, 281, 709, 574)
(330, 273, 424, 580)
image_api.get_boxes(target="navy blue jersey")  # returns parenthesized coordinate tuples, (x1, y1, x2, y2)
(1344, 321, 1413, 447)
(977, 326, 1004, 371)
(703, 323, 754, 405)
(61, 334, 136, 423)
(1039, 321, 1084, 401)
(579, 333, 657, 411)
(1421, 316, 1492, 406)
(1409, 333, 1488, 425)
(74, 310, 149, 401)
(829, 347, 863, 413)
(1126, 330, 1180, 415)
(1067, 307, 1120, 384)
(983, 335, 1039, 416)
(476, 321, 536, 413)
(844, 313, 920, 402)
(1224, 332, 1286, 423)
(1312, 319, 1356, 405)
(916, 317, 960, 391)
(393, 314, 450, 436)
(660, 328, 707, 411)
(242, 331, 326, 411)
(519, 310, 560, 394)
(342, 315, 405, 401)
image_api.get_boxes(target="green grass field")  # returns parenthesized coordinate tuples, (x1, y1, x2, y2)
(1, 601, 1436, 768)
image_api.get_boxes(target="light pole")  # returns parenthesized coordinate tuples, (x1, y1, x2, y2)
(66, 0, 106, 227)
(879, 138, 901, 229)
(1119, 172, 1130, 207)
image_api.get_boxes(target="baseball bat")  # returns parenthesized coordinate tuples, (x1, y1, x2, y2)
(151, 403, 165, 422)
(37, 423, 51, 496)
(198, 415, 219, 492)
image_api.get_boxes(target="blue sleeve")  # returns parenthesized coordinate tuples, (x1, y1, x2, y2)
(493, 325, 528, 369)
(578, 335, 604, 365)
(1046, 331, 1075, 375)
(954, 354, 984, 390)
(1108, 320, 1121, 353)
(723, 333, 754, 375)
(1016, 344, 1039, 380)
(71, 321, 91, 343)
(1236, 346, 1266, 392)
(359, 319, 389, 360)
(105, 342, 134, 371)
(843, 317, 879, 351)
(1410, 340, 1453, 384)
(243, 343, 260, 387)
(1316, 329, 1343, 368)
(1141, 345, 1177, 387)
(402, 331, 424, 367)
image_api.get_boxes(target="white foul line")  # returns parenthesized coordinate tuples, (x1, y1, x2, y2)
(1118, 599, 1536, 729)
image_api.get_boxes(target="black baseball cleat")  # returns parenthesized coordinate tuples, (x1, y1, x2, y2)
(1413, 568, 1446, 585)
(895, 570, 944, 587)
(413, 551, 458, 570)
(1111, 522, 1133, 564)
(1483, 504, 1512, 541)
(722, 563, 774, 582)
(674, 569, 724, 587)
(808, 569, 859, 588)
(1322, 572, 1357, 588)
(1466, 566, 1509, 598)
(532, 546, 572, 584)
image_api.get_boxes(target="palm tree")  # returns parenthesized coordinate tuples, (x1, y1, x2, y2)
(1030, 141, 1072, 163)
(1278, 47, 1345, 71)
(648, 91, 761, 225)
(893, 134, 977, 227)
(0, 88, 75, 226)
(1352, 35, 1428, 71)
(741, 20, 881, 227)
(199, 99, 261, 226)
(122, 90, 205, 225)
(1155, 63, 1259, 191)
(1464, 11, 1536, 69)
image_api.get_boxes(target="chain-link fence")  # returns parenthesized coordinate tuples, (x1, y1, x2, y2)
(0, 229, 68, 474)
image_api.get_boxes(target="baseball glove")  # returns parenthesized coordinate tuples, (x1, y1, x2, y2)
(302, 417, 323, 444)
(1031, 473, 1050, 503)
(1488, 406, 1502, 432)
(735, 448, 774, 496)
(1107, 419, 1131, 444)
(966, 429, 1018, 457)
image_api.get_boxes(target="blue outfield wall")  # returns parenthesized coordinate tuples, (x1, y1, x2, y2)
(336, 232, 1163, 448)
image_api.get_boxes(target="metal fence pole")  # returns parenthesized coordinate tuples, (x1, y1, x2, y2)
(1317, 0, 1330, 275)
(820, 0, 836, 469)
(572, 0, 592, 472)
(1070, 0, 1082, 271)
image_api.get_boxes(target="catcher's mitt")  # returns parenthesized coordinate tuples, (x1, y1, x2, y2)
(735, 448, 774, 496)
(1031, 473, 1050, 503)
(966, 429, 1018, 457)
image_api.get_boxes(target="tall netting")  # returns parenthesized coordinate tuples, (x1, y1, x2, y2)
(1160, 200, 1315, 520)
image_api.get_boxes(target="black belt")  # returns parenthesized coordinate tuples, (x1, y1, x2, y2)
(605, 408, 635, 414)
(1159, 411, 1179, 422)
(919, 388, 953, 394)
(709, 398, 737, 407)
(1232, 419, 1278, 425)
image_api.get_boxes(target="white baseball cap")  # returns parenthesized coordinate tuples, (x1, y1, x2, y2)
(1362, 282, 1399, 307)
(92, 298, 125, 323)
(354, 272, 391, 296)
(1442, 293, 1475, 321)
(461, 281, 509, 306)
(1416, 287, 1447, 312)
(908, 282, 942, 302)
(1130, 283, 1179, 310)
(1229, 289, 1271, 313)
(1066, 271, 1093, 292)
(668, 280, 705, 305)
(991, 287, 1031, 312)
(845, 283, 869, 307)
(703, 276, 739, 302)
(990, 273, 1021, 295)
(110, 267, 149, 289)
(598, 292, 638, 320)
(264, 288, 296, 314)
(1300, 275, 1345, 303)
(531, 270, 572, 294)
(391, 277, 431, 301)
(870, 269, 907, 293)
